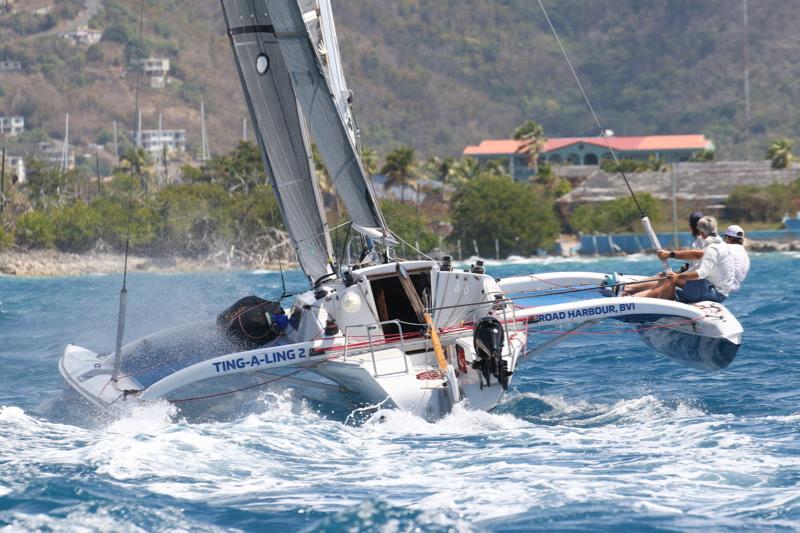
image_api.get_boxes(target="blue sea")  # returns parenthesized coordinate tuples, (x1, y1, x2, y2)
(0, 253, 798, 531)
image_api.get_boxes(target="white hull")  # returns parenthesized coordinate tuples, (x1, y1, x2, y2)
(60, 264, 743, 421)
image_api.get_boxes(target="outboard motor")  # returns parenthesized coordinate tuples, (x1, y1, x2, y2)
(472, 316, 511, 390)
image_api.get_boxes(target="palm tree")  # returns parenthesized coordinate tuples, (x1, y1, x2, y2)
(513, 119, 548, 173)
(423, 156, 457, 201)
(380, 147, 419, 203)
(361, 147, 379, 176)
(766, 138, 794, 169)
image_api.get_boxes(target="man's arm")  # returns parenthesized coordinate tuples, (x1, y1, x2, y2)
(657, 249, 704, 261)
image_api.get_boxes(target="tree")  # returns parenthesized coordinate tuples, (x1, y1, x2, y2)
(361, 147, 379, 176)
(423, 156, 457, 201)
(568, 193, 663, 234)
(379, 199, 437, 253)
(513, 119, 547, 173)
(380, 147, 419, 203)
(766, 138, 793, 169)
(451, 175, 560, 257)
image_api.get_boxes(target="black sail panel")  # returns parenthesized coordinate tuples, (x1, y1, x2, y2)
(221, 0, 333, 283)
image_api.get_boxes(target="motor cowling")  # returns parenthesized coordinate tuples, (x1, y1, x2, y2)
(472, 316, 511, 390)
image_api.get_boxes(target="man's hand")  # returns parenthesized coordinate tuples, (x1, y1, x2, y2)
(667, 271, 679, 282)
(657, 250, 671, 261)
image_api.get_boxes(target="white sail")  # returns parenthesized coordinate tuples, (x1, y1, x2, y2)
(221, 0, 334, 283)
(269, 0, 389, 240)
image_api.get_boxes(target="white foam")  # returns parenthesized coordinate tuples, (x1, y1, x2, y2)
(0, 485, 11, 497)
(2, 393, 798, 527)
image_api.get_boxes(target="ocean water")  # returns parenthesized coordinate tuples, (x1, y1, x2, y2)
(0, 253, 798, 531)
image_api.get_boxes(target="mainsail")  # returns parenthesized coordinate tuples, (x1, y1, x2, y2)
(221, 0, 334, 282)
(268, 0, 389, 240)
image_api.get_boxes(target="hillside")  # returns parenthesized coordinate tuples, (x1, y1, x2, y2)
(1, 0, 799, 160)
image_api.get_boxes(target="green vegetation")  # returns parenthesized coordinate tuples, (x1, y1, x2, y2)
(451, 175, 560, 255)
(766, 138, 793, 170)
(726, 180, 800, 224)
(600, 157, 665, 173)
(568, 194, 663, 234)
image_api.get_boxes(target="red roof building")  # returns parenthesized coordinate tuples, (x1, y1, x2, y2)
(463, 134, 715, 181)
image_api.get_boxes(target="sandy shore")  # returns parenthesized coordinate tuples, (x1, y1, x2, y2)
(0, 250, 295, 277)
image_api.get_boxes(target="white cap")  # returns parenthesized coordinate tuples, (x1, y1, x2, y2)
(723, 225, 745, 239)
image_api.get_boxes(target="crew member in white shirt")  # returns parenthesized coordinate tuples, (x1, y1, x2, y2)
(638, 216, 735, 303)
(722, 224, 750, 293)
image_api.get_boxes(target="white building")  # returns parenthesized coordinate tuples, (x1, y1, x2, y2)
(61, 27, 102, 46)
(142, 58, 171, 88)
(136, 129, 187, 155)
(0, 59, 22, 73)
(3, 155, 26, 184)
(0, 116, 24, 136)
(37, 141, 75, 171)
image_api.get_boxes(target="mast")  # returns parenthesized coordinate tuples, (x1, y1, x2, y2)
(59, 113, 70, 175)
(200, 101, 210, 162)
(113, 120, 120, 166)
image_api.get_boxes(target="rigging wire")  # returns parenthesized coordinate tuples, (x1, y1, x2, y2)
(536, 0, 670, 271)
(536, 0, 644, 216)
(112, 0, 147, 383)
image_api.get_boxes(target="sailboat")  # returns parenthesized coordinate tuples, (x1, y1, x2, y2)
(59, 0, 743, 421)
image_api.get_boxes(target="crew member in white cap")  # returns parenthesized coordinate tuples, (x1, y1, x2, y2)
(637, 216, 735, 303)
(722, 224, 750, 293)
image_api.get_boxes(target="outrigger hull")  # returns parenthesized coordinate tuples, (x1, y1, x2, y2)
(502, 272, 743, 372)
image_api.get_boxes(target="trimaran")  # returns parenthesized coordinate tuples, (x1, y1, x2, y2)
(60, 0, 743, 421)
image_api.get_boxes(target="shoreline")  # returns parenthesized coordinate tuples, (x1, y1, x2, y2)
(0, 250, 297, 278)
(1, 240, 795, 278)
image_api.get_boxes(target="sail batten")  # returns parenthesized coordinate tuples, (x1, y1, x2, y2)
(221, 0, 334, 283)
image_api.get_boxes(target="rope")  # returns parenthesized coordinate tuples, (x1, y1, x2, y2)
(536, 0, 644, 217)
(389, 229, 434, 261)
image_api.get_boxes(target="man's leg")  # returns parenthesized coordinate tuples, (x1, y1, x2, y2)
(637, 276, 680, 300)
(623, 274, 664, 295)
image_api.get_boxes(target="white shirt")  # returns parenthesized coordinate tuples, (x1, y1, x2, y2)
(695, 235, 736, 296)
(688, 235, 705, 271)
(726, 243, 750, 292)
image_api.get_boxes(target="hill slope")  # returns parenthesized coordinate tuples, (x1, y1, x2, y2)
(1, 0, 798, 160)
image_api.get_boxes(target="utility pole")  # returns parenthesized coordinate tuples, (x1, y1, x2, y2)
(113, 120, 120, 166)
(743, 0, 752, 161)
(95, 149, 102, 197)
(200, 101, 210, 162)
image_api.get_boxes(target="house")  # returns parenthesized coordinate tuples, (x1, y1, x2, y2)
(0, 116, 24, 136)
(3, 155, 26, 184)
(463, 134, 715, 179)
(462, 140, 535, 182)
(61, 27, 102, 46)
(141, 58, 170, 88)
(37, 141, 75, 171)
(541, 134, 714, 165)
(0, 59, 22, 73)
(134, 129, 187, 155)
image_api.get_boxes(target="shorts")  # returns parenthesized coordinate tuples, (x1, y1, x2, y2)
(675, 279, 727, 304)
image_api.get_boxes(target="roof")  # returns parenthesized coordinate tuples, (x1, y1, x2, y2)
(557, 161, 798, 204)
(463, 139, 531, 156)
(463, 135, 713, 156)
